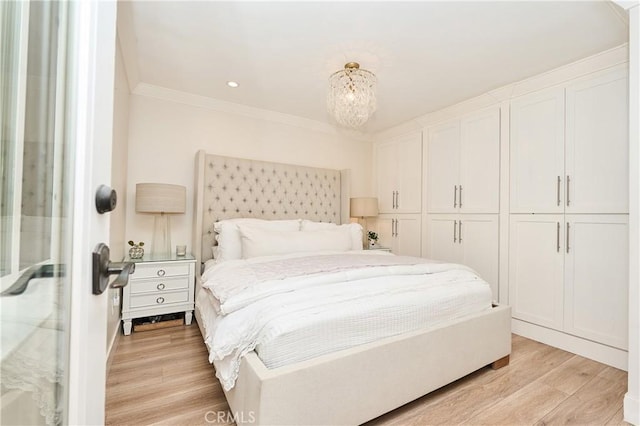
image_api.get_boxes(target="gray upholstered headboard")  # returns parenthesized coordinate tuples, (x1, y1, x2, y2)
(192, 151, 351, 269)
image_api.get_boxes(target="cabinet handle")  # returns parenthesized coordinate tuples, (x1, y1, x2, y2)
(557, 176, 561, 207)
(566, 222, 570, 253)
(156, 297, 165, 304)
(556, 222, 560, 252)
(453, 220, 457, 243)
(391, 191, 395, 209)
(454, 186, 458, 208)
(566, 175, 571, 207)
(396, 219, 399, 237)
(458, 220, 463, 244)
(396, 191, 399, 209)
(157, 283, 165, 290)
(157, 269, 166, 277)
(459, 186, 463, 208)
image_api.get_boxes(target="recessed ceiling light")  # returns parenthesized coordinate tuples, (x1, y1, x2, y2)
(227, 81, 239, 88)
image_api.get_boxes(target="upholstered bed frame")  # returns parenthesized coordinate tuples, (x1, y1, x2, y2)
(192, 151, 511, 425)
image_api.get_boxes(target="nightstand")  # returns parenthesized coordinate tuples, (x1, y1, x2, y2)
(367, 246, 392, 253)
(122, 253, 196, 335)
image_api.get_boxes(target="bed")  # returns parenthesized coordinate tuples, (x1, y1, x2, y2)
(192, 151, 511, 425)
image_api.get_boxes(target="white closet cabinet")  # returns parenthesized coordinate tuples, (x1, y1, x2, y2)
(427, 214, 499, 298)
(565, 69, 629, 214)
(510, 68, 628, 214)
(509, 215, 565, 330)
(509, 214, 628, 350)
(376, 214, 421, 257)
(564, 215, 628, 349)
(376, 132, 422, 214)
(427, 108, 500, 214)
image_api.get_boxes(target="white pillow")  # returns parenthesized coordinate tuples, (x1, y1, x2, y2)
(213, 218, 301, 262)
(239, 227, 353, 259)
(300, 220, 363, 250)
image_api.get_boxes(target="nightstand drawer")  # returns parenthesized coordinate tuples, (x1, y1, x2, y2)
(132, 263, 190, 279)
(129, 290, 189, 308)
(129, 276, 189, 294)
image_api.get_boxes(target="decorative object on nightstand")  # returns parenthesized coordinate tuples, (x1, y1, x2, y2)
(127, 240, 145, 259)
(350, 197, 379, 248)
(367, 231, 379, 248)
(135, 183, 186, 256)
(121, 253, 196, 335)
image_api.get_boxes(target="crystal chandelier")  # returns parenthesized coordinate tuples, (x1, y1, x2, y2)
(327, 62, 377, 128)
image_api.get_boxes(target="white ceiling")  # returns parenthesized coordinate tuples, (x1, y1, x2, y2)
(123, 1, 628, 133)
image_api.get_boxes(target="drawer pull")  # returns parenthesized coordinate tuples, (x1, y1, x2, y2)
(157, 283, 165, 290)
(157, 269, 166, 277)
(156, 297, 165, 304)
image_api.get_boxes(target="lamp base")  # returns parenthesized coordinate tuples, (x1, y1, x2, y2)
(152, 213, 172, 256)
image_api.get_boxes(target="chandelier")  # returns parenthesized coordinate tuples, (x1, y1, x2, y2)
(327, 62, 377, 128)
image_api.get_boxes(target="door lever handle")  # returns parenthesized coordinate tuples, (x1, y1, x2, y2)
(92, 243, 135, 295)
(1, 264, 65, 297)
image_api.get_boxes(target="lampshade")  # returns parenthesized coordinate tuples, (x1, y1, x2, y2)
(350, 197, 379, 218)
(136, 183, 186, 214)
(327, 62, 377, 128)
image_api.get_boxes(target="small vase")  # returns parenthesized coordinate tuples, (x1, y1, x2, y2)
(369, 241, 377, 249)
(129, 246, 144, 259)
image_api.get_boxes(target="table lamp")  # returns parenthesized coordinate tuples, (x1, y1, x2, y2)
(350, 197, 379, 248)
(136, 183, 186, 256)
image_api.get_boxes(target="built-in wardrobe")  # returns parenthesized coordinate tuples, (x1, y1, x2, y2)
(373, 49, 629, 369)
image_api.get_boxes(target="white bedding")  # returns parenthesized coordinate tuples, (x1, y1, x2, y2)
(197, 251, 492, 391)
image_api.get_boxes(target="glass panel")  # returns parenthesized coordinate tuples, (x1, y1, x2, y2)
(0, 1, 20, 278)
(1, 1, 69, 425)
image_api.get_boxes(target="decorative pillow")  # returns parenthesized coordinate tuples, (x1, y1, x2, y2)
(300, 220, 363, 250)
(239, 227, 353, 259)
(214, 218, 301, 262)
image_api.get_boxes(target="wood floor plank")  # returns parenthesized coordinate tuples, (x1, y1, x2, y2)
(106, 325, 628, 426)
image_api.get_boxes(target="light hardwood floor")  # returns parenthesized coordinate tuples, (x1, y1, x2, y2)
(106, 324, 629, 426)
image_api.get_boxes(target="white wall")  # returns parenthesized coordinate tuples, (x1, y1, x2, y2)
(107, 40, 130, 352)
(124, 91, 373, 256)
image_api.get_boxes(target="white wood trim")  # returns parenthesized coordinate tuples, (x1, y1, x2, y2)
(512, 319, 628, 371)
(625, 4, 640, 425)
(132, 83, 373, 142)
(498, 100, 510, 305)
(192, 150, 206, 277)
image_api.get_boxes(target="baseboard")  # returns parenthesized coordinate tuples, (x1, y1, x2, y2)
(106, 323, 121, 376)
(624, 393, 640, 425)
(512, 319, 628, 371)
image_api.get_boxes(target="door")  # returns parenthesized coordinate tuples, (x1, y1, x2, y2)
(459, 215, 499, 299)
(460, 108, 500, 213)
(395, 132, 422, 213)
(564, 215, 628, 349)
(565, 68, 629, 214)
(426, 215, 461, 263)
(509, 215, 564, 330)
(510, 87, 565, 213)
(427, 121, 460, 213)
(395, 214, 422, 257)
(0, 2, 117, 425)
(376, 141, 398, 213)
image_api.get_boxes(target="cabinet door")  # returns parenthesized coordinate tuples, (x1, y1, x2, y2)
(395, 214, 422, 257)
(427, 215, 461, 263)
(459, 215, 499, 300)
(376, 141, 398, 213)
(375, 216, 395, 251)
(427, 121, 460, 213)
(510, 88, 565, 213)
(460, 108, 500, 213)
(564, 215, 628, 349)
(565, 69, 628, 214)
(395, 133, 422, 213)
(509, 215, 564, 330)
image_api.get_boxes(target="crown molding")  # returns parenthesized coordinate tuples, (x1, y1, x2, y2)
(131, 83, 373, 143)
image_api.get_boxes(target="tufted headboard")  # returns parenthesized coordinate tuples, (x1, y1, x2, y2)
(192, 151, 351, 270)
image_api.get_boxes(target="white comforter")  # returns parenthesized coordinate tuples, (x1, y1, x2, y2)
(199, 251, 492, 391)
